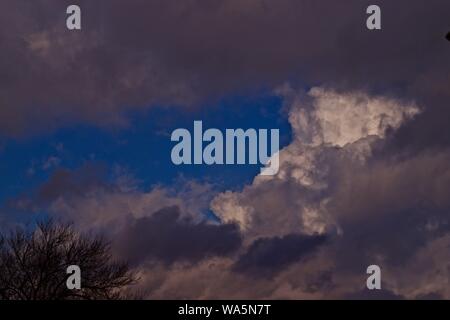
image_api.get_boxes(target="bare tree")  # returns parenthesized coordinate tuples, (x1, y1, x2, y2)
(0, 221, 136, 300)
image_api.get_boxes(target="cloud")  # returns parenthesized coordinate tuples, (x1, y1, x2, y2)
(114, 206, 241, 265)
(1, 0, 449, 137)
(23, 165, 245, 271)
(20, 163, 216, 234)
(210, 86, 421, 238)
(344, 288, 404, 300)
(37, 163, 109, 203)
(234, 233, 327, 278)
(205, 86, 450, 299)
(0, 0, 197, 137)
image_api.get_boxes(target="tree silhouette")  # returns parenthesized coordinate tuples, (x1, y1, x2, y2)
(0, 221, 136, 300)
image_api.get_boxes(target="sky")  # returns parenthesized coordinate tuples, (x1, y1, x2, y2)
(1, 0, 450, 299)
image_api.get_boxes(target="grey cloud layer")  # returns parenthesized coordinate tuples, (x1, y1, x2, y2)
(2, 0, 450, 299)
(1, 0, 449, 137)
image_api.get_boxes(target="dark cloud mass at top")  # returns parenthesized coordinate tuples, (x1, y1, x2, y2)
(0, 0, 449, 139)
(1, 0, 450, 300)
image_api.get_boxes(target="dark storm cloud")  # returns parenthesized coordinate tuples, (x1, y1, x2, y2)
(332, 205, 450, 274)
(382, 96, 450, 155)
(284, 146, 450, 278)
(206, 85, 450, 298)
(0, 0, 197, 136)
(1, 0, 449, 137)
(115, 206, 242, 265)
(234, 233, 327, 277)
(330, 151, 450, 227)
